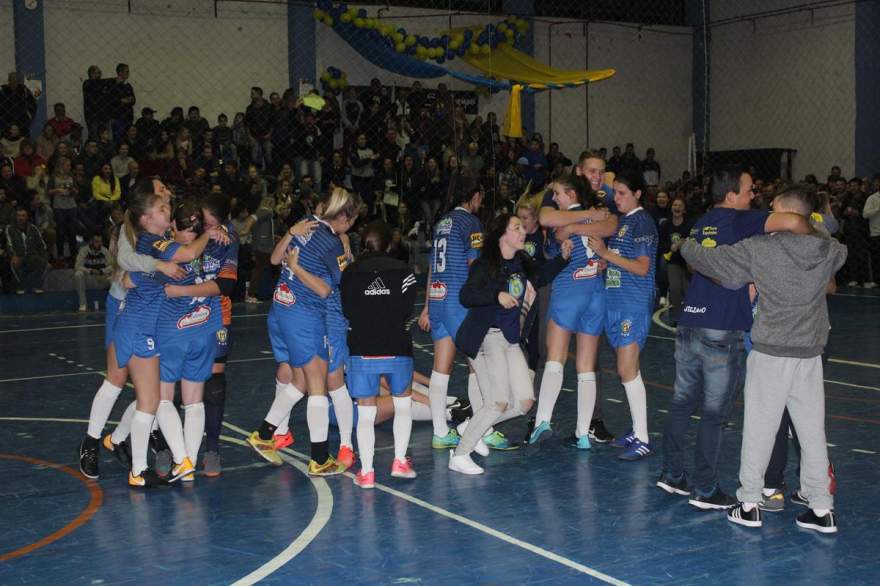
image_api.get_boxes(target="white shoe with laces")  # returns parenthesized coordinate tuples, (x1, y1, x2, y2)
(448, 451, 484, 475)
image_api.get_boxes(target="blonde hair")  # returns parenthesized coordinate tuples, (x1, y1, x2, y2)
(320, 187, 360, 221)
(515, 192, 542, 217)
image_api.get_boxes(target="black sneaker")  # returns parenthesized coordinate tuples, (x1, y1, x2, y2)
(103, 434, 132, 469)
(790, 490, 809, 507)
(149, 429, 169, 455)
(588, 419, 615, 444)
(656, 472, 691, 496)
(79, 438, 99, 479)
(727, 503, 762, 528)
(689, 488, 736, 510)
(128, 468, 171, 489)
(796, 510, 838, 534)
(449, 398, 473, 425)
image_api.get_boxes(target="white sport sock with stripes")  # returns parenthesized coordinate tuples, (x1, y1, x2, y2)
(623, 372, 649, 443)
(428, 371, 450, 437)
(183, 402, 205, 463)
(576, 372, 597, 438)
(87, 380, 123, 439)
(356, 405, 377, 473)
(111, 400, 137, 444)
(329, 385, 354, 448)
(534, 361, 563, 426)
(131, 410, 154, 476)
(392, 396, 413, 461)
(156, 400, 188, 464)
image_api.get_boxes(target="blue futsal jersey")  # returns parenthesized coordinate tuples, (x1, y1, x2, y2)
(202, 221, 239, 327)
(605, 207, 658, 311)
(274, 216, 347, 312)
(546, 204, 604, 293)
(428, 207, 483, 308)
(121, 232, 181, 333)
(156, 255, 222, 341)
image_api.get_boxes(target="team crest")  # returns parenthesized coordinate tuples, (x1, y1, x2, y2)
(621, 319, 632, 336)
(524, 241, 536, 257)
(470, 232, 483, 249)
(273, 283, 296, 306)
(428, 281, 448, 300)
(216, 327, 228, 344)
(508, 274, 524, 298)
(617, 225, 629, 239)
(177, 305, 211, 329)
(436, 218, 453, 236)
(153, 239, 172, 252)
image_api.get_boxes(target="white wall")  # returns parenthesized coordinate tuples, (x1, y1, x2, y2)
(709, 2, 856, 178)
(42, 0, 289, 127)
(0, 2, 14, 78)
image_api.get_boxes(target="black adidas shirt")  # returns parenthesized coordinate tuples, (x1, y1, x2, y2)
(340, 251, 416, 357)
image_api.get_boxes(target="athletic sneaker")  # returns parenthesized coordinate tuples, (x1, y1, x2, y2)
(727, 503, 762, 528)
(154, 449, 173, 477)
(565, 433, 592, 451)
(611, 429, 636, 448)
(656, 472, 691, 496)
(449, 398, 473, 425)
(202, 451, 221, 477)
(273, 431, 294, 450)
(588, 419, 615, 444)
(759, 488, 785, 512)
(790, 490, 809, 507)
(796, 510, 838, 534)
(354, 469, 375, 489)
(689, 488, 736, 510)
(618, 438, 652, 461)
(247, 431, 283, 466)
(129, 469, 170, 489)
(448, 451, 484, 475)
(336, 445, 356, 470)
(102, 434, 132, 470)
(432, 429, 461, 449)
(79, 438, 99, 479)
(149, 429, 169, 455)
(308, 456, 345, 477)
(528, 421, 553, 445)
(169, 457, 196, 483)
(484, 430, 518, 451)
(391, 457, 417, 479)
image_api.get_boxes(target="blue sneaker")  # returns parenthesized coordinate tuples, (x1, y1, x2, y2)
(618, 438, 652, 461)
(565, 433, 591, 450)
(528, 421, 553, 445)
(483, 430, 519, 451)
(611, 429, 636, 448)
(432, 429, 461, 449)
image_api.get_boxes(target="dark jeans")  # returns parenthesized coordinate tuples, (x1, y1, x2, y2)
(53, 207, 79, 258)
(662, 326, 746, 495)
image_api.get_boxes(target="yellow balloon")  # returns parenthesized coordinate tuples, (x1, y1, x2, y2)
(354, 18, 365, 27)
(497, 23, 508, 33)
(416, 46, 427, 57)
(392, 32, 403, 43)
(405, 35, 417, 46)
(480, 44, 491, 55)
(329, 79, 339, 89)
(449, 39, 460, 50)
(516, 20, 529, 32)
(504, 28, 515, 39)
(321, 72, 331, 82)
(396, 42, 406, 52)
(469, 43, 481, 54)
(340, 12, 351, 23)
(324, 16, 334, 26)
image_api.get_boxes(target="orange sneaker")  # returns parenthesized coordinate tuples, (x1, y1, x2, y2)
(273, 431, 294, 450)
(354, 469, 375, 489)
(336, 445, 356, 470)
(391, 457, 417, 479)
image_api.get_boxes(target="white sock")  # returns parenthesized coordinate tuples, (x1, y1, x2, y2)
(762, 487, 776, 497)
(329, 386, 354, 448)
(266, 380, 304, 427)
(428, 371, 450, 437)
(741, 502, 757, 512)
(111, 400, 137, 444)
(356, 405, 377, 473)
(131, 410, 154, 476)
(576, 372, 597, 438)
(183, 402, 205, 463)
(156, 400, 188, 464)
(623, 372, 648, 443)
(467, 372, 482, 412)
(813, 508, 831, 517)
(275, 413, 291, 436)
(306, 395, 330, 443)
(392, 396, 413, 461)
(534, 361, 563, 426)
(412, 381, 429, 396)
(87, 380, 123, 439)
(412, 399, 432, 421)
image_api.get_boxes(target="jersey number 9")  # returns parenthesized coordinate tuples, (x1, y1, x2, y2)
(433, 237, 447, 273)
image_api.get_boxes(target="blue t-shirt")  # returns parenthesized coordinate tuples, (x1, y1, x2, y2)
(605, 208, 658, 311)
(201, 221, 240, 326)
(157, 254, 222, 340)
(429, 207, 483, 308)
(274, 216, 346, 312)
(544, 204, 604, 293)
(678, 208, 769, 331)
(122, 232, 181, 334)
(493, 256, 527, 343)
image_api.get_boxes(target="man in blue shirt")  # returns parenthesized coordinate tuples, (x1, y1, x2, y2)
(657, 165, 812, 509)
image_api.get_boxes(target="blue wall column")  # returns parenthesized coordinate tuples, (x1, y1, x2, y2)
(12, 0, 47, 137)
(502, 0, 535, 136)
(288, 4, 316, 93)
(855, 1, 880, 176)
(688, 0, 709, 156)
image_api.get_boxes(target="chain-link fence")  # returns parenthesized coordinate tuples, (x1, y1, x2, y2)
(0, 0, 877, 295)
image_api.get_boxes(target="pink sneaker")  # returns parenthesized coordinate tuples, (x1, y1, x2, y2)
(390, 457, 417, 479)
(337, 445, 356, 470)
(354, 469, 375, 489)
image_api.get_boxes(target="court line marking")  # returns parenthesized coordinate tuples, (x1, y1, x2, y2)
(222, 421, 631, 586)
(0, 452, 104, 562)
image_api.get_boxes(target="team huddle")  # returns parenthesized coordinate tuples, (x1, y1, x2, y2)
(76, 151, 844, 534)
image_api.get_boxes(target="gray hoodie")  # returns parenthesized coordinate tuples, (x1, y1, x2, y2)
(681, 232, 847, 358)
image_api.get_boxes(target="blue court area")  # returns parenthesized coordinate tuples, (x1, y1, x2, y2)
(1, 290, 879, 584)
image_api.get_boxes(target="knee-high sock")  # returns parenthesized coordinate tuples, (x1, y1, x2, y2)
(183, 402, 205, 463)
(411, 399, 432, 421)
(87, 380, 123, 439)
(111, 400, 137, 444)
(623, 372, 648, 443)
(266, 380, 305, 427)
(306, 395, 330, 443)
(131, 410, 154, 476)
(356, 405, 378, 473)
(428, 371, 450, 437)
(534, 361, 563, 426)
(467, 372, 482, 412)
(275, 413, 291, 436)
(576, 372, 597, 438)
(329, 386, 354, 448)
(392, 396, 413, 461)
(156, 400, 188, 464)
(203, 373, 226, 453)
(412, 381, 429, 396)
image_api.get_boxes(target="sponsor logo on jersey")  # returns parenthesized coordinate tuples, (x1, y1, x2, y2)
(428, 281, 448, 301)
(683, 305, 708, 314)
(470, 232, 483, 249)
(606, 267, 622, 288)
(617, 225, 628, 239)
(203, 257, 221, 273)
(524, 241, 536, 257)
(177, 304, 211, 329)
(337, 254, 349, 271)
(365, 277, 391, 296)
(701, 237, 717, 248)
(436, 218, 452, 236)
(597, 189, 607, 201)
(153, 239, 173, 252)
(620, 319, 632, 336)
(273, 283, 296, 306)
(508, 274, 524, 298)
(573, 259, 599, 280)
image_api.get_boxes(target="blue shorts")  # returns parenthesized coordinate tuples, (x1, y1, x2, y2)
(113, 319, 158, 369)
(105, 294, 123, 350)
(347, 356, 414, 399)
(214, 326, 232, 363)
(268, 304, 328, 368)
(548, 288, 605, 336)
(428, 301, 466, 342)
(159, 330, 216, 382)
(605, 309, 651, 350)
(326, 315, 349, 373)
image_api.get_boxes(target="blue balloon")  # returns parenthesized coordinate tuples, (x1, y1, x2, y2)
(477, 32, 488, 44)
(457, 46, 466, 57)
(447, 50, 456, 59)
(464, 29, 473, 40)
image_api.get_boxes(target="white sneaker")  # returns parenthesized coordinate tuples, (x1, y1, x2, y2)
(457, 419, 489, 456)
(846, 281, 859, 287)
(448, 451, 484, 475)
(863, 282, 877, 289)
